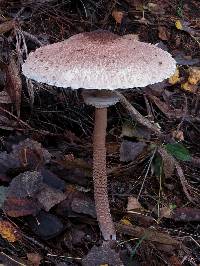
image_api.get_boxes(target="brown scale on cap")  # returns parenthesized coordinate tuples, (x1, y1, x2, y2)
(22, 30, 176, 90)
(22, 30, 176, 241)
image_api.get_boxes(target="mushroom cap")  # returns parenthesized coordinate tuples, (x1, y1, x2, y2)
(22, 30, 176, 90)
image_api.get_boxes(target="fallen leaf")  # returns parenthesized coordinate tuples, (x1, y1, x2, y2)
(172, 207, 200, 222)
(10, 138, 52, 169)
(27, 211, 64, 240)
(0, 139, 51, 172)
(158, 147, 175, 179)
(56, 187, 96, 218)
(121, 122, 151, 139)
(127, 197, 142, 212)
(0, 115, 15, 130)
(181, 82, 198, 93)
(82, 242, 123, 266)
(181, 67, 200, 93)
(175, 20, 199, 36)
(116, 223, 179, 246)
(0, 91, 12, 104)
(36, 184, 66, 211)
(165, 143, 191, 162)
(150, 95, 183, 119)
(0, 252, 28, 266)
(159, 207, 172, 219)
(168, 255, 182, 266)
(5, 54, 22, 117)
(4, 197, 40, 217)
(27, 253, 42, 266)
(175, 20, 183, 30)
(41, 168, 66, 191)
(120, 140, 146, 162)
(172, 130, 184, 141)
(158, 26, 170, 41)
(168, 68, 180, 85)
(0, 220, 20, 242)
(7, 171, 43, 198)
(146, 2, 165, 15)
(0, 186, 8, 208)
(174, 51, 200, 66)
(112, 9, 125, 24)
(0, 20, 14, 34)
(120, 218, 132, 226)
(71, 194, 96, 218)
(188, 67, 200, 85)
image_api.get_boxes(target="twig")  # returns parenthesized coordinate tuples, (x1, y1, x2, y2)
(115, 223, 180, 246)
(137, 148, 157, 200)
(21, 30, 43, 46)
(115, 91, 161, 135)
(175, 161, 194, 203)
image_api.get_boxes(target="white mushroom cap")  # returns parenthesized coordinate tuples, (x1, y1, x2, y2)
(22, 30, 176, 90)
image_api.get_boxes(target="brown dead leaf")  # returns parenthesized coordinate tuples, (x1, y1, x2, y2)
(5, 54, 22, 117)
(112, 9, 124, 24)
(150, 95, 183, 119)
(56, 186, 96, 218)
(0, 220, 20, 242)
(158, 26, 170, 41)
(0, 91, 12, 104)
(147, 2, 165, 15)
(7, 171, 43, 198)
(27, 253, 42, 266)
(82, 242, 123, 266)
(120, 140, 146, 162)
(158, 147, 175, 179)
(10, 138, 52, 170)
(4, 197, 40, 217)
(181, 82, 198, 93)
(36, 184, 66, 211)
(116, 223, 179, 246)
(172, 130, 184, 141)
(188, 67, 200, 84)
(0, 20, 15, 34)
(127, 196, 142, 212)
(159, 207, 172, 219)
(168, 255, 182, 266)
(172, 207, 200, 222)
(121, 122, 151, 140)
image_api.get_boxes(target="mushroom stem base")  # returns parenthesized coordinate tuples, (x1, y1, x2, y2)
(93, 107, 116, 240)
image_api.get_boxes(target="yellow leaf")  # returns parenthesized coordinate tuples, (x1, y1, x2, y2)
(168, 68, 180, 85)
(181, 82, 197, 93)
(120, 218, 132, 225)
(175, 20, 183, 30)
(0, 221, 20, 242)
(188, 67, 200, 85)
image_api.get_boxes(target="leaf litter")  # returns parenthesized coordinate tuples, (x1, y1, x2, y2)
(0, 0, 200, 265)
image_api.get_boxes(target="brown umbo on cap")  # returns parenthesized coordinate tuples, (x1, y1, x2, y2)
(22, 30, 176, 91)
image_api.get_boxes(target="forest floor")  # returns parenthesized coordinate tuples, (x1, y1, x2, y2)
(0, 0, 200, 265)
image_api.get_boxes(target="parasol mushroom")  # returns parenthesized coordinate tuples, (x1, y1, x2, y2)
(22, 30, 176, 240)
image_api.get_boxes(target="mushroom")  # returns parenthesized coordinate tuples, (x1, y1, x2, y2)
(22, 30, 176, 241)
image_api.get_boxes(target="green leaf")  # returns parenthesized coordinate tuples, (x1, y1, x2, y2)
(153, 155, 163, 177)
(165, 143, 191, 161)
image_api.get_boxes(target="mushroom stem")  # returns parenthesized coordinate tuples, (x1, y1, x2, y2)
(93, 107, 116, 240)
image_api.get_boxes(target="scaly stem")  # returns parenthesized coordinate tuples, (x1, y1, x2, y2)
(93, 107, 116, 240)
